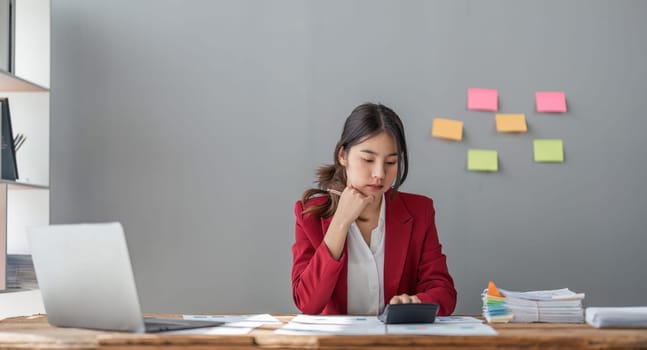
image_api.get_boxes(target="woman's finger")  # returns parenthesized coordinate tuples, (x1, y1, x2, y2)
(389, 294, 421, 304)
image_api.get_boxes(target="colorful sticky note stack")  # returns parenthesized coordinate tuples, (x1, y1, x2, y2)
(482, 281, 514, 323)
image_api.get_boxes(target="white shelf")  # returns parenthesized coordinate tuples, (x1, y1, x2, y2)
(1, 0, 50, 292)
(1, 180, 48, 190)
(0, 289, 45, 320)
(0, 70, 48, 92)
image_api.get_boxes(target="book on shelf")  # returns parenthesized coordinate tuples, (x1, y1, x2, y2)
(6, 254, 37, 290)
(0, 97, 18, 180)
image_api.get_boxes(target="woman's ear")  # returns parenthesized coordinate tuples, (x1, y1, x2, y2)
(338, 147, 348, 166)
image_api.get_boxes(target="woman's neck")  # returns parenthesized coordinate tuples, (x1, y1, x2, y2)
(361, 193, 382, 219)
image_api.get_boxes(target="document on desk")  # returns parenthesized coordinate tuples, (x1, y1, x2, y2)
(183, 313, 281, 324)
(387, 323, 497, 336)
(166, 325, 252, 335)
(435, 316, 484, 324)
(277, 315, 386, 335)
(276, 315, 496, 336)
(290, 314, 383, 325)
(585, 307, 647, 328)
(174, 314, 282, 335)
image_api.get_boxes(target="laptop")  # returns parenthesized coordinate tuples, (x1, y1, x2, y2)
(28, 222, 224, 333)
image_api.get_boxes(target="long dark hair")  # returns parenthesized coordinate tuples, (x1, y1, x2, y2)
(301, 102, 409, 218)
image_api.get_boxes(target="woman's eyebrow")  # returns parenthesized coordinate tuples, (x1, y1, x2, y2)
(359, 150, 399, 157)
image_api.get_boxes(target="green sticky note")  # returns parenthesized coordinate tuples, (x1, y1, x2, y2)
(534, 139, 564, 162)
(467, 149, 498, 172)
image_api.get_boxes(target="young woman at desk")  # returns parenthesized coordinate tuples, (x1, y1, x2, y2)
(292, 102, 456, 316)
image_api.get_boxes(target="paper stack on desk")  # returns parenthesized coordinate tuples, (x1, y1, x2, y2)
(585, 307, 647, 328)
(482, 281, 585, 323)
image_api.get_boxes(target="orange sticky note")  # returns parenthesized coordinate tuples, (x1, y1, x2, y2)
(432, 118, 464, 141)
(536, 91, 567, 112)
(468, 88, 498, 111)
(488, 281, 503, 297)
(496, 114, 527, 132)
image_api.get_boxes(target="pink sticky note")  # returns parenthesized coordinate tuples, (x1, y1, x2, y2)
(468, 88, 498, 111)
(536, 91, 567, 112)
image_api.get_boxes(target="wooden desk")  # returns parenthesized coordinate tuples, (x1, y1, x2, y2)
(1, 314, 646, 349)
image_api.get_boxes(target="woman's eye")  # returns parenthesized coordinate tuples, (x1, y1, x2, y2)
(363, 159, 374, 163)
(386, 161, 397, 165)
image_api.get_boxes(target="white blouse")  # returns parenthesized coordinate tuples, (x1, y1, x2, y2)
(346, 194, 385, 315)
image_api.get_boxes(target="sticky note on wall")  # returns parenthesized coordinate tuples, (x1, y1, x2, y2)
(496, 114, 527, 132)
(467, 149, 498, 172)
(536, 91, 567, 112)
(468, 88, 498, 111)
(432, 118, 464, 141)
(533, 139, 564, 162)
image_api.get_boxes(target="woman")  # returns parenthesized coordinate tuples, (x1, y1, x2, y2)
(292, 102, 457, 316)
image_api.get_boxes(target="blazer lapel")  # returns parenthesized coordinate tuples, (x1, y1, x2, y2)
(384, 191, 413, 302)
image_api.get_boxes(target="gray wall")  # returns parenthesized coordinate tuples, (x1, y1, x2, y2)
(51, 0, 647, 314)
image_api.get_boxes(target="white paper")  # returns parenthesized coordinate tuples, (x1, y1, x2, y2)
(586, 307, 647, 328)
(172, 314, 282, 335)
(290, 314, 382, 325)
(498, 288, 584, 301)
(276, 315, 494, 336)
(387, 323, 497, 336)
(435, 316, 483, 324)
(183, 313, 281, 324)
(278, 315, 386, 335)
(165, 323, 254, 335)
(277, 321, 386, 335)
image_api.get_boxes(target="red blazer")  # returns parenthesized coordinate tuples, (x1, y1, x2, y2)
(292, 190, 457, 316)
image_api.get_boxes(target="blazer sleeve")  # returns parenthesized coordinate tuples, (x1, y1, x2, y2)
(414, 199, 457, 316)
(291, 200, 346, 314)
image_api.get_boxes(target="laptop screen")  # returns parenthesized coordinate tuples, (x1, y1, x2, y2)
(29, 222, 147, 332)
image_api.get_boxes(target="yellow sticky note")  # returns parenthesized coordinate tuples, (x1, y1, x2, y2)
(431, 118, 464, 141)
(496, 114, 527, 132)
(534, 139, 564, 162)
(467, 149, 498, 172)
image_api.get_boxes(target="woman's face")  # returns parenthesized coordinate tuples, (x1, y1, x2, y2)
(339, 131, 399, 197)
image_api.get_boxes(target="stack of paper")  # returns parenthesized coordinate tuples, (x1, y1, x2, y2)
(482, 281, 585, 323)
(585, 307, 647, 328)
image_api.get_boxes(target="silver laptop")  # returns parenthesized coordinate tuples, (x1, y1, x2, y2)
(28, 222, 223, 333)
